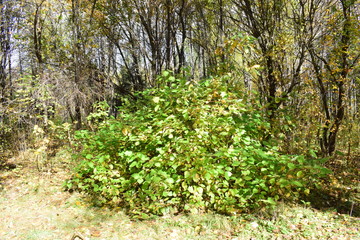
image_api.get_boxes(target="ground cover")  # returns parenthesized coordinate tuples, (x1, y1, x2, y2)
(0, 149, 359, 240)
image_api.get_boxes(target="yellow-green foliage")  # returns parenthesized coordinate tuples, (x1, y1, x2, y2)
(66, 73, 330, 218)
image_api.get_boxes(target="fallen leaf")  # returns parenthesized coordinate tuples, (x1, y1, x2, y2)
(91, 230, 101, 237)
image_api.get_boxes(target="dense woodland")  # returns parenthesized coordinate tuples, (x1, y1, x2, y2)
(0, 0, 359, 216)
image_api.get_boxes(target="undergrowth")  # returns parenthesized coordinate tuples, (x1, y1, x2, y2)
(66, 73, 330, 218)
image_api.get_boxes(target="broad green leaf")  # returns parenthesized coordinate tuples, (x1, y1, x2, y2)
(296, 171, 304, 178)
(287, 163, 296, 170)
(225, 171, 232, 180)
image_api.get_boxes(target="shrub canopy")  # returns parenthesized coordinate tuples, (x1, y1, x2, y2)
(67, 73, 328, 218)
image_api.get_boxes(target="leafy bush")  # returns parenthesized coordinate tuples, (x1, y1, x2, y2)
(66, 73, 329, 217)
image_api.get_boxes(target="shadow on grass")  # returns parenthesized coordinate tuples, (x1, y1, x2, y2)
(305, 189, 359, 217)
(305, 155, 359, 217)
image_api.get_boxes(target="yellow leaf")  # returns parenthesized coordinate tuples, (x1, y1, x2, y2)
(153, 97, 160, 103)
(122, 128, 130, 135)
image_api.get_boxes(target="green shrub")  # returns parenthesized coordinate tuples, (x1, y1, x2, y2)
(66, 73, 329, 217)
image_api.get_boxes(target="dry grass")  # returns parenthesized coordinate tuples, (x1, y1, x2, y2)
(0, 149, 359, 240)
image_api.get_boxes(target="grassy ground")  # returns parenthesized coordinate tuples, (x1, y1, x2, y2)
(0, 149, 359, 240)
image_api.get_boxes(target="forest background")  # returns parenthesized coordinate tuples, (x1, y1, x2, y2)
(0, 0, 359, 218)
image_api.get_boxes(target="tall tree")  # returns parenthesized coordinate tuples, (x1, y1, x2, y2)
(231, 0, 306, 124)
(0, 0, 15, 101)
(306, 0, 360, 155)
